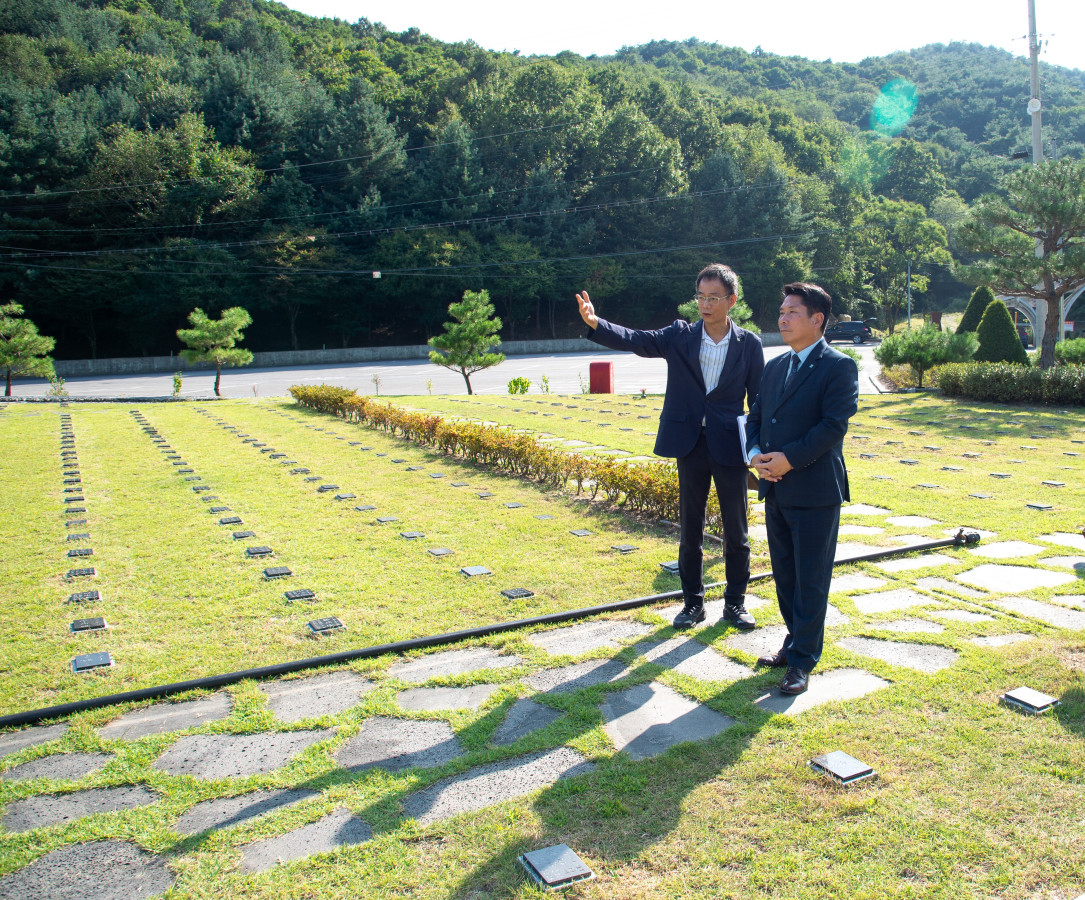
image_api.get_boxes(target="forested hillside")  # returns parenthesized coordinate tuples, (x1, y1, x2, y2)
(2, 0, 1082, 358)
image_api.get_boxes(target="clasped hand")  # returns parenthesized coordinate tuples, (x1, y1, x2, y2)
(750, 451, 792, 482)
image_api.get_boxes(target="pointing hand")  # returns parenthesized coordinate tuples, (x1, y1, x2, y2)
(576, 291, 598, 329)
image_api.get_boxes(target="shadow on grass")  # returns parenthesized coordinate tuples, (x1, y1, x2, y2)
(1055, 684, 1085, 738)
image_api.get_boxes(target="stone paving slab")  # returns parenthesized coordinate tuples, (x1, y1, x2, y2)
(0, 839, 174, 900)
(2, 786, 160, 833)
(240, 807, 372, 874)
(387, 648, 523, 682)
(0, 724, 68, 759)
(830, 573, 889, 594)
(1, 752, 111, 782)
(824, 603, 851, 627)
(991, 597, 1085, 630)
(401, 747, 594, 825)
(523, 658, 634, 695)
(336, 718, 463, 773)
(397, 684, 500, 711)
(174, 788, 318, 835)
(874, 619, 946, 634)
(633, 638, 755, 682)
(931, 609, 995, 623)
(916, 577, 987, 599)
(885, 515, 941, 528)
(1039, 556, 1085, 572)
(841, 504, 891, 516)
(838, 524, 885, 535)
(875, 554, 957, 573)
(724, 624, 789, 660)
(491, 700, 564, 746)
(153, 730, 334, 780)
(601, 681, 736, 760)
(969, 634, 1035, 648)
(851, 589, 934, 615)
(528, 620, 652, 656)
(98, 694, 232, 741)
(956, 564, 1077, 593)
(1039, 532, 1085, 552)
(754, 668, 891, 716)
(259, 672, 374, 723)
(1053, 595, 1085, 609)
(837, 637, 959, 673)
(967, 541, 1044, 559)
(835, 542, 879, 561)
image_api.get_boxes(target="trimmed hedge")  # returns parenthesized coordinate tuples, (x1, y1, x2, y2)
(936, 361, 1085, 405)
(289, 385, 731, 528)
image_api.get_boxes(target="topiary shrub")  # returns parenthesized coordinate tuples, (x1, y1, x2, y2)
(957, 285, 996, 334)
(1054, 337, 1085, 366)
(875, 324, 977, 387)
(974, 299, 1029, 365)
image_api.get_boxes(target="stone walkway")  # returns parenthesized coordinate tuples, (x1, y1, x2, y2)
(2, 524, 1084, 897)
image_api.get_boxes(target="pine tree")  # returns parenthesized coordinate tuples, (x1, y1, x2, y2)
(957, 285, 996, 334)
(176, 307, 254, 397)
(428, 290, 505, 395)
(0, 303, 56, 397)
(974, 299, 1029, 365)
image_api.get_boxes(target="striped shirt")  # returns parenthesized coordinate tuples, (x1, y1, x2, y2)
(700, 325, 731, 426)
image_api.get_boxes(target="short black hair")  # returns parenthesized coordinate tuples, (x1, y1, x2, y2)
(782, 282, 832, 332)
(696, 263, 739, 297)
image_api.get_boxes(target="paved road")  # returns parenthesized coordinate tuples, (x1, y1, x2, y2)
(13, 343, 885, 399)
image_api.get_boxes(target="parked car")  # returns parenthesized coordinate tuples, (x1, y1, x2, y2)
(824, 320, 874, 344)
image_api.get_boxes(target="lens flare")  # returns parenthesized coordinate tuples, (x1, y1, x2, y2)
(870, 79, 918, 136)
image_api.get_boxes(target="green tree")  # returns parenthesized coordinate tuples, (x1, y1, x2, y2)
(973, 299, 1029, 365)
(176, 306, 254, 397)
(874, 323, 976, 388)
(427, 290, 504, 395)
(0, 302, 55, 396)
(855, 197, 953, 332)
(959, 159, 1085, 368)
(677, 297, 760, 333)
(956, 285, 996, 334)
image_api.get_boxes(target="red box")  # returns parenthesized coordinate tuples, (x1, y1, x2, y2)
(589, 361, 614, 394)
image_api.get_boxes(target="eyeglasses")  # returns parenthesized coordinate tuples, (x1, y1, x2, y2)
(694, 294, 731, 306)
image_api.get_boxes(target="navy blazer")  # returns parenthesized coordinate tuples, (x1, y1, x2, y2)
(588, 317, 763, 466)
(745, 339, 859, 507)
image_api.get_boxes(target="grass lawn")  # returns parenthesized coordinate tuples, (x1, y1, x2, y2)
(0, 392, 1082, 899)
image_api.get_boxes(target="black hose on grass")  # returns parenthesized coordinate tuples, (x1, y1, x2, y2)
(0, 530, 980, 730)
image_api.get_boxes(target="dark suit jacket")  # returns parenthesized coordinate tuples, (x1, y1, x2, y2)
(588, 318, 763, 466)
(745, 339, 859, 507)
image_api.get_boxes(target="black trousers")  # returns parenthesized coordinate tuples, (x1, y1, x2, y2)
(675, 432, 750, 607)
(764, 495, 840, 672)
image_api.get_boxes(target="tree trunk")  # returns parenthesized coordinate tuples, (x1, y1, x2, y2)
(1040, 281, 1060, 369)
(287, 304, 300, 351)
(214, 362, 222, 397)
(5, 368, 10, 397)
(461, 368, 473, 395)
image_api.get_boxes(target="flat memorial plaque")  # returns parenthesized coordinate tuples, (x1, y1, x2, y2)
(989, 472, 1011, 479)
(535, 514, 554, 520)
(72, 651, 112, 673)
(461, 565, 492, 577)
(969, 493, 993, 500)
(270, 453, 286, 459)
(192, 485, 210, 492)
(520, 844, 594, 891)
(501, 588, 534, 599)
(391, 458, 407, 463)
(1041, 481, 1066, 487)
(1001, 686, 1059, 714)
(71, 617, 107, 632)
(291, 468, 311, 474)
(659, 560, 680, 573)
(66, 520, 87, 528)
(264, 566, 292, 579)
(406, 466, 424, 471)
(285, 589, 316, 602)
(809, 751, 875, 785)
(209, 506, 229, 513)
(400, 531, 424, 540)
(232, 531, 256, 540)
(354, 505, 377, 512)
(177, 468, 193, 474)
(428, 548, 453, 557)
(308, 617, 344, 634)
(67, 533, 90, 541)
(899, 459, 919, 465)
(67, 590, 101, 603)
(429, 473, 445, 479)
(305, 476, 323, 483)
(64, 495, 85, 503)
(1027, 502, 1054, 510)
(245, 546, 273, 557)
(316, 484, 339, 492)
(376, 516, 399, 524)
(504, 502, 524, 509)
(219, 516, 242, 525)
(612, 544, 637, 553)
(200, 496, 219, 502)
(451, 481, 469, 487)
(66, 568, 96, 579)
(477, 491, 494, 499)
(67, 548, 93, 558)
(569, 529, 591, 537)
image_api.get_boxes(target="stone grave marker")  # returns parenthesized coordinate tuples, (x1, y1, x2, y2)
(70, 617, 106, 633)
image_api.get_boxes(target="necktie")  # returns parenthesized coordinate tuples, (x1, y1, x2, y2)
(785, 353, 801, 385)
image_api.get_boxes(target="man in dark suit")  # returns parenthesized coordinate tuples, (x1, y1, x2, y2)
(746, 282, 859, 695)
(576, 263, 764, 630)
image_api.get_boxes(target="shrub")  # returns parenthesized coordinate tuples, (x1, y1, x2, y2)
(507, 376, 530, 394)
(838, 346, 863, 371)
(974, 299, 1029, 365)
(874, 324, 976, 388)
(937, 361, 1085, 405)
(957, 285, 996, 334)
(1055, 337, 1085, 366)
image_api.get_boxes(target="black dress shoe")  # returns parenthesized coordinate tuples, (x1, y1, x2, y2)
(757, 645, 788, 667)
(721, 600, 756, 631)
(780, 666, 809, 695)
(673, 605, 706, 629)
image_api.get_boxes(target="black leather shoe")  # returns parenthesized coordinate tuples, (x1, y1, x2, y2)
(673, 605, 706, 629)
(721, 600, 756, 631)
(780, 666, 809, 695)
(757, 645, 788, 668)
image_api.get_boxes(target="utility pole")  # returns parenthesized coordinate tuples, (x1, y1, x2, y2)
(906, 260, 912, 328)
(1027, 0, 1050, 347)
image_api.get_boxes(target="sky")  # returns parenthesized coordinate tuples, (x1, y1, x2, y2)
(279, 0, 1083, 72)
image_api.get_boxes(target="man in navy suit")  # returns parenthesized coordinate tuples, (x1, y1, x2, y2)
(576, 263, 764, 630)
(746, 282, 859, 695)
